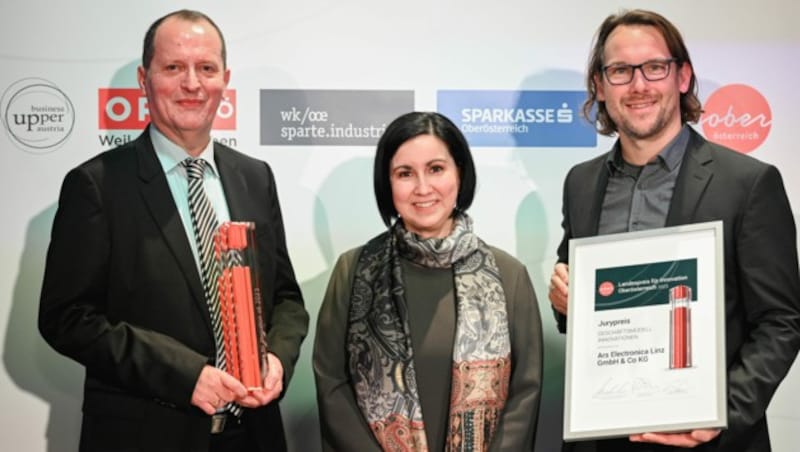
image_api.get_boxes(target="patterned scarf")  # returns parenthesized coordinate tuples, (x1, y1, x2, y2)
(347, 213, 511, 451)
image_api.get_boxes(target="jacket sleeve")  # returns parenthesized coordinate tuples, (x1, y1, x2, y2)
(489, 258, 543, 451)
(38, 166, 207, 407)
(553, 167, 574, 334)
(719, 164, 800, 446)
(313, 250, 382, 452)
(260, 162, 309, 390)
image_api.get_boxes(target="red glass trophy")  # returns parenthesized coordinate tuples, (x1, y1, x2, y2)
(669, 285, 692, 369)
(215, 222, 269, 389)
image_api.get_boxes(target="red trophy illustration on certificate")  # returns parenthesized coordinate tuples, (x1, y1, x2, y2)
(215, 222, 269, 389)
(669, 285, 692, 369)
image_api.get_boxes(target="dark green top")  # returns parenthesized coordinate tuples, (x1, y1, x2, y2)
(403, 259, 455, 451)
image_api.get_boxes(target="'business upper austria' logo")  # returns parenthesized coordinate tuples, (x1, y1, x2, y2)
(700, 84, 771, 154)
(1, 78, 76, 154)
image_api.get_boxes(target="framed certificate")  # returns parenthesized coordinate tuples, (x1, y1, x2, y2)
(563, 221, 727, 441)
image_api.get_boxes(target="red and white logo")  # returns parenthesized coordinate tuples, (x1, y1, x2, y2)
(598, 281, 615, 297)
(98, 88, 236, 130)
(700, 84, 771, 154)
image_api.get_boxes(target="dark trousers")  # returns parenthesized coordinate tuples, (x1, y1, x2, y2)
(209, 416, 258, 452)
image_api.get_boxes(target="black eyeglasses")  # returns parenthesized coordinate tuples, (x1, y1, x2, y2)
(602, 58, 679, 85)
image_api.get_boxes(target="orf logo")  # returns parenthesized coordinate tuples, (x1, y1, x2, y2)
(700, 84, 771, 154)
(98, 88, 236, 130)
(1, 78, 75, 154)
(598, 281, 615, 297)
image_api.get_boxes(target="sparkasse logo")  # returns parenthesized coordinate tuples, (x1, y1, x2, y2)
(98, 88, 236, 130)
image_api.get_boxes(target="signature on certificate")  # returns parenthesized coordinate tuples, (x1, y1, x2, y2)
(592, 376, 690, 400)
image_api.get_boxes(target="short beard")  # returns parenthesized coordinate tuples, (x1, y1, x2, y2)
(618, 108, 671, 141)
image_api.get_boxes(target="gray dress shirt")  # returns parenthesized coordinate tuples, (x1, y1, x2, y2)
(598, 126, 691, 234)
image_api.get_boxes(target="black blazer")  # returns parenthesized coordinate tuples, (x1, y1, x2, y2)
(39, 128, 309, 452)
(555, 128, 800, 451)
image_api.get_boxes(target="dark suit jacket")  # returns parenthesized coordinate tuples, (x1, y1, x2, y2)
(555, 128, 800, 452)
(38, 129, 309, 452)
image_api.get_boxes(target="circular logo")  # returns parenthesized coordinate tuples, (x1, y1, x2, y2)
(700, 84, 771, 154)
(598, 281, 615, 297)
(1, 78, 75, 154)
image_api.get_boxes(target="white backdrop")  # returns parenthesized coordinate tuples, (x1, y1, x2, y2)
(1, 1, 798, 451)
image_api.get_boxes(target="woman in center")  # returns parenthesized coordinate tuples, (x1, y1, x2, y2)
(313, 111, 542, 451)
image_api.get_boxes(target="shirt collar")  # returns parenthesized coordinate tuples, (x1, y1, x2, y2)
(605, 125, 691, 174)
(661, 125, 690, 172)
(149, 125, 219, 176)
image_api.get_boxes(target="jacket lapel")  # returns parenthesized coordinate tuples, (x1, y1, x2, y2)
(215, 145, 247, 220)
(575, 156, 609, 238)
(136, 130, 213, 333)
(587, 160, 608, 236)
(666, 129, 714, 226)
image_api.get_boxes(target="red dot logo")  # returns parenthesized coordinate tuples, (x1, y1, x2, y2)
(700, 84, 771, 154)
(598, 281, 615, 297)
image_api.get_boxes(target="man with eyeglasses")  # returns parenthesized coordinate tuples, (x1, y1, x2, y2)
(548, 9, 800, 452)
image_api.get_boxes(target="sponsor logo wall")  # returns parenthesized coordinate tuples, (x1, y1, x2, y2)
(0, 3, 798, 452)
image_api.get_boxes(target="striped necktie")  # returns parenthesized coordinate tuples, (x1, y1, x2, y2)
(183, 158, 241, 416)
(183, 158, 226, 369)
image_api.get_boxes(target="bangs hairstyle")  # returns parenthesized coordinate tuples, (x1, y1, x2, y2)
(373, 111, 476, 226)
(142, 9, 227, 70)
(583, 9, 703, 135)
